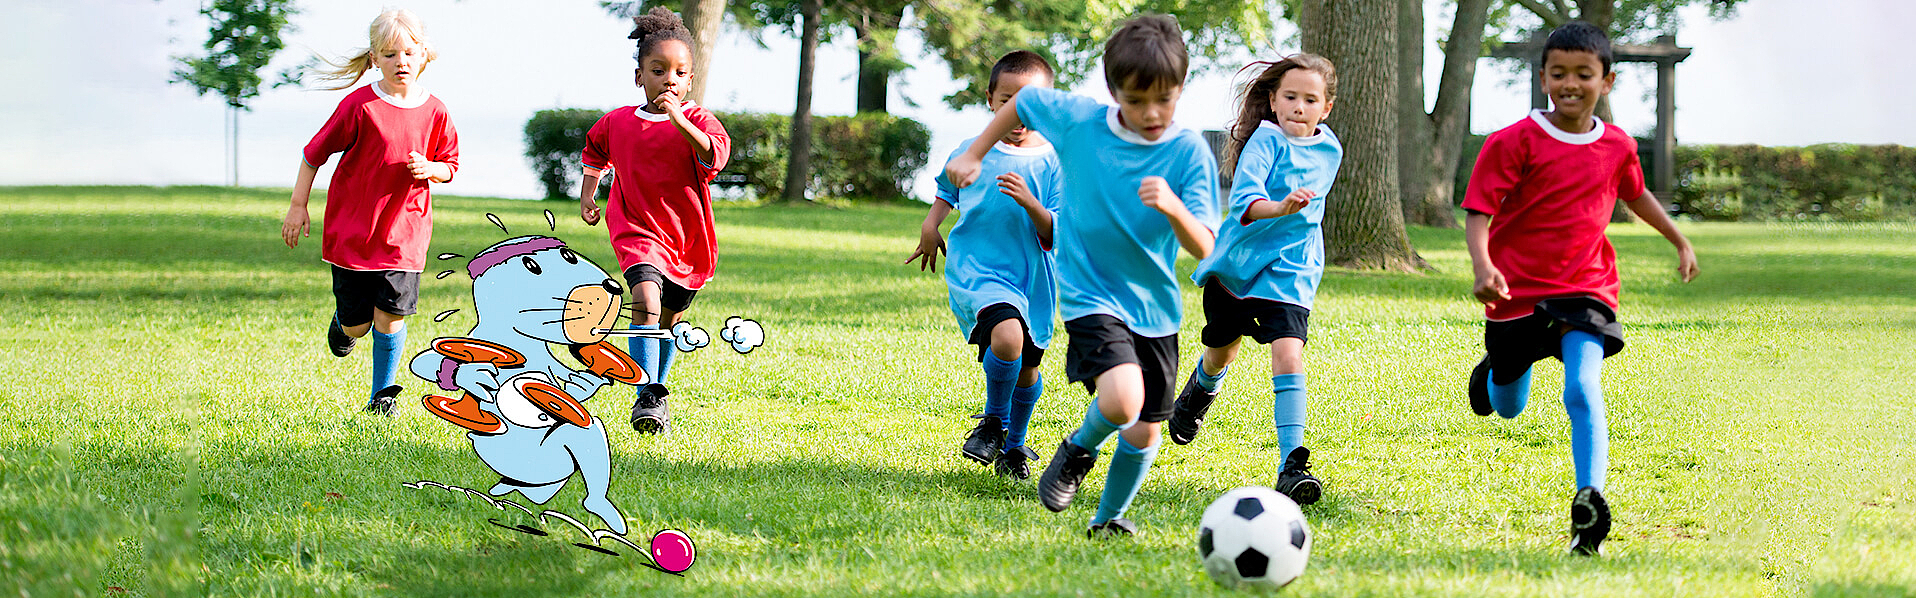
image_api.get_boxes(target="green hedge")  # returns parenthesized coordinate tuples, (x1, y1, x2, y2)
(1672, 144, 1916, 221)
(523, 108, 930, 201)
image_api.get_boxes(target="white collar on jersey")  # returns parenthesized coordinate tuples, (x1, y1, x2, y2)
(1104, 106, 1184, 146)
(372, 81, 431, 109)
(1528, 109, 1604, 145)
(1259, 120, 1332, 146)
(993, 140, 1054, 156)
(632, 99, 699, 122)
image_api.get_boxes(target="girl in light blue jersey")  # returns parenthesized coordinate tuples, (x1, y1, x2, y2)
(1169, 55, 1342, 506)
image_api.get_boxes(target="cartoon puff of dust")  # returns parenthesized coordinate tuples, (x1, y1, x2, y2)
(409, 235, 647, 535)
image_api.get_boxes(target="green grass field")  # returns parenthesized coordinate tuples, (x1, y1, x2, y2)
(2, 186, 1912, 597)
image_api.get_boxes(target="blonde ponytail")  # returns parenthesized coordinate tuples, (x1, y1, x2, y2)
(314, 9, 435, 91)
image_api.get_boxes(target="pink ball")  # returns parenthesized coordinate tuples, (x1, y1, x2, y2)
(649, 529, 696, 573)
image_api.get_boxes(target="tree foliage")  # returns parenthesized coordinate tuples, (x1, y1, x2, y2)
(171, 0, 301, 110)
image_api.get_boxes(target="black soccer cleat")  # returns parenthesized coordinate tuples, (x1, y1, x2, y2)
(994, 444, 1040, 480)
(1273, 446, 1322, 506)
(1086, 517, 1137, 539)
(1037, 439, 1097, 512)
(961, 414, 1006, 466)
(1569, 486, 1612, 556)
(328, 316, 357, 357)
(1167, 368, 1221, 445)
(630, 384, 672, 434)
(363, 384, 401, 417)
(1468, 354, 1494, 416)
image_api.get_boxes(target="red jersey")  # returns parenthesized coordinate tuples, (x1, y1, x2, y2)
(1462, 110, 1645, 321)
(302, 84, 459, 272)
(581, 103, 731, 289)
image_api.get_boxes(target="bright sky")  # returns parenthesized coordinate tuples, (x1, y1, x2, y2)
(0, 0, 1902, 200)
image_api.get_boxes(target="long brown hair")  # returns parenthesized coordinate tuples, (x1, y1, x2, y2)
(1222, 54, 1336, 175)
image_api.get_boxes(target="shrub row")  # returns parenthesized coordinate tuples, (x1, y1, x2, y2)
(524, 108, 930, 201)
(1672, 144, 1916, 221)
(1453, 137, 1916, 221)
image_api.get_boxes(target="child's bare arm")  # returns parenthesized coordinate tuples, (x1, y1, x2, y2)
(579, 168, 605, 225)
(1140, 176, 1215, 260)
(1465, 211, 1509, 304)
(1624, 192, 1699, 282)
(1243, 189, 1317, 222)
(945, 95, 1027, 189)
(282, 160, 320, 249)
(658, 91, 717, 166)
(997, 173, 1054, 249)
(406, 152, 453, 183)
(906, 200, 953, 272)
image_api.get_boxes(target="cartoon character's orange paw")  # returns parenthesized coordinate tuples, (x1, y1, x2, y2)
(433, 337, 527, 368)
(573, 341, 644, 384)
(518, 379, 592, 428)
(423, 393, 506, 434)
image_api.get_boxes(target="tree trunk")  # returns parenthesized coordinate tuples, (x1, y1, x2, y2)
(1407, 0, 1493, 228)
(852, 4, 906, 114)
(1300, 0, 1421, 271)
(1572, 0, 1631, 222)
(1396, 0, 1428, 224)
(681, 0, 725, 104)
(230, 106, 241, 187)
(780, 0, 822, 202)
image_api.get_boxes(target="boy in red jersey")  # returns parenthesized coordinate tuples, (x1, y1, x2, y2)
(1462, 21, 1697, 557)
(579, 7, 731, 435)
(282, 9, 459, 416)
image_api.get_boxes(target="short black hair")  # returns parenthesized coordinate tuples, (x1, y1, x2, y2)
(1543, 21, 1613, 74)
(630, 6, 694, 64)
(1102, 14, 1188, 93)
(987, 50, 1056, 97)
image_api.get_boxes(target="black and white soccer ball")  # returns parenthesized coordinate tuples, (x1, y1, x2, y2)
(1197, 486, 1311, 590)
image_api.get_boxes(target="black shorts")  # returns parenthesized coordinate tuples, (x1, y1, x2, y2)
(623, 263, 698, 314)
(1199, 279, 1310, 348)
(968, 303, 1045, 369)
(1063, 315, 1179, 423)
(332, 266, 420, 327)
(1484, 297, 1626, 385)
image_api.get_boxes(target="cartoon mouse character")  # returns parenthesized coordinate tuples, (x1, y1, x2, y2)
(409, 235, 653, 535)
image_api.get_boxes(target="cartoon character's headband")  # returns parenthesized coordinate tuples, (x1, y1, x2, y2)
(467, 236, 567, 279)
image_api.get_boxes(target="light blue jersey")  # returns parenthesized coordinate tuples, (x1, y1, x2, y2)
(1015, 87, 1220, 338)
(1192, 122, 1343, 309)
(933, 137, 1065, 346)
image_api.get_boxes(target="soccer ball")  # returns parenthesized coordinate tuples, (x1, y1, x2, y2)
(1197, 486, 1311, 590)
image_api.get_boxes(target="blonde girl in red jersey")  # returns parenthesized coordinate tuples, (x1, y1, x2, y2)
(281, 9, 459, 416)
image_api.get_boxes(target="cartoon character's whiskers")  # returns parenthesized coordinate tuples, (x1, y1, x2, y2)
(519, 307, 568, 313)
(593, 328, 674, 338)
(541, 315, 589, 326)
(551, 296, 586, 305)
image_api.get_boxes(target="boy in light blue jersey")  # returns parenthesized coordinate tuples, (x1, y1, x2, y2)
(908, 51, 1065, 479)
(946, 14, 1219, 539)
(1170, 55, 1342, 507)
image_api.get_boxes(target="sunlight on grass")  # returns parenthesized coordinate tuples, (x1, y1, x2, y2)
(1, 186, 1911, 597)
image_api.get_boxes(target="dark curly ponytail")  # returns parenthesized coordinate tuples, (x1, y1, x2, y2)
(629, 6, 694, 64)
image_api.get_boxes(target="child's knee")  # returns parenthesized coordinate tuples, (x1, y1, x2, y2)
(1121, 420, 1160, 448)
(1269, 338, 1305, 375)
(988, 319, 1025, 359)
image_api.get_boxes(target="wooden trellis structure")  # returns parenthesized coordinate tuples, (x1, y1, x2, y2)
(1489, 32, 1692, 203)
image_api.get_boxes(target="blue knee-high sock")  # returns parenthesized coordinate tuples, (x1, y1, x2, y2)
(982, 352, 1020, 423)
(1561, 330, 1609, 490)
(1489, 366, 1533, 418)
(370, 324, 405, 400)
(1194, 356, 1228, 392)
(1092, 435, 1159, 524)
(1271, 373, 1307, 462)
(1006, 372, 1042, 449)
(629, 324, 659, 390)
(655, 336, 677, 385)
(1068, 397, 1130, 454)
